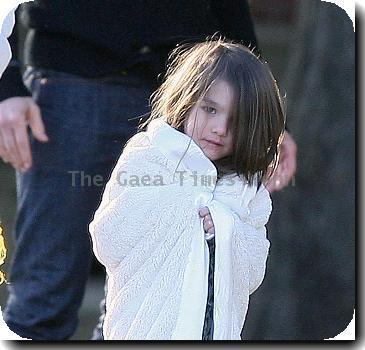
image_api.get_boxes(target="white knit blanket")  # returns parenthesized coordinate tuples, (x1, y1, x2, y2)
(89, 117, 271, 340)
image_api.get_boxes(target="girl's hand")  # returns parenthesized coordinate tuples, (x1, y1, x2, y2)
(198, 206, 215, 235)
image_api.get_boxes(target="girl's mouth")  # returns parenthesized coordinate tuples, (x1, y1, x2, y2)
(204, 139, 223, 147)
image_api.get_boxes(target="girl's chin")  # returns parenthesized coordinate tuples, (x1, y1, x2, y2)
(198, 143, 224, 161)
(202, 150, 220, 161)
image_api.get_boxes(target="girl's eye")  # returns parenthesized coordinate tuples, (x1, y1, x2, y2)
(203, 106, 217, 114)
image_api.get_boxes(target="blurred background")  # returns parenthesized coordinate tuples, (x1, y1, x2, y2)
(0, 0, 355, 340)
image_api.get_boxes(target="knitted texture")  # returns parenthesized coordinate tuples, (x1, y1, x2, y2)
(89, 118, 271, 340)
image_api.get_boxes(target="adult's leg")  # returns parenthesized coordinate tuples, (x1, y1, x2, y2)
(91, 285, 106, 340)
(3, 68, 154, 340)
(90, 71, 157, 341)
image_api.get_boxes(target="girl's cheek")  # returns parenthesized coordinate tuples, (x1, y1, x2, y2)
(184, 122, 193, 138)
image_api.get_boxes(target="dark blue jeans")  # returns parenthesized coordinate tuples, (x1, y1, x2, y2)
(3, 67, 155, 340)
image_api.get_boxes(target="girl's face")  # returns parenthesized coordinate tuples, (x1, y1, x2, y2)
(184, 79, 234, 161)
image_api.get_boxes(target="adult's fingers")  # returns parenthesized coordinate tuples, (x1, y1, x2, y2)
(27, 102, 48, 142)
(0, 133, 9, 163)
(267, 157, 294, 192)
(0, 127, 22, 169)
(13, 123, 32, 170)
(270, 173, 290, 192)
(265, 163, 282, 192)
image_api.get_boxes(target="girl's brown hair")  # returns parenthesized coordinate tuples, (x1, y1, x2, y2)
(140, 36, 286, 185)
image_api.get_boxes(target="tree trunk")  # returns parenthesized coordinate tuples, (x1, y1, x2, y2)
(243, 0, 355, 340)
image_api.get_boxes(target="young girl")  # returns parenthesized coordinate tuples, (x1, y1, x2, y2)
(89, 38, 285, 340)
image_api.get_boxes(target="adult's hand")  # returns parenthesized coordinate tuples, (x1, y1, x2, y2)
(0, 96, 48, 171)
(266, 130, 297, 193)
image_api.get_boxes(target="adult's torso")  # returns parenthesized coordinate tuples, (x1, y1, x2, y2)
(18, 0, 223, 79)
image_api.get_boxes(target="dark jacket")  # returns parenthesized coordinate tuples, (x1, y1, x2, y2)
(1, 1, 258, 98)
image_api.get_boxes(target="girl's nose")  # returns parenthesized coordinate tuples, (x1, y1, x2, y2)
(212, 120, 228, 136)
